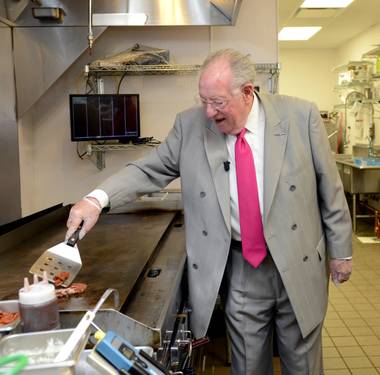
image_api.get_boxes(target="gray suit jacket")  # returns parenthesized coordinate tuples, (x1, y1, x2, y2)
(99, 92, 352, 339)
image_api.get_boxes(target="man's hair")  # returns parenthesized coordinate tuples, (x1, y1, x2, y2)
(201, 49, 256, 91)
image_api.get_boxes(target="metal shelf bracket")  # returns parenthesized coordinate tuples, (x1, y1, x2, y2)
(87, 143, 159, 170)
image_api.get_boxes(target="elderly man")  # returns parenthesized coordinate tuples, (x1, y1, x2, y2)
(67, 49, 352, 374)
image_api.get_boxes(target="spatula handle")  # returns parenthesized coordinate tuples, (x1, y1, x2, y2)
(66, 221, 83, 247)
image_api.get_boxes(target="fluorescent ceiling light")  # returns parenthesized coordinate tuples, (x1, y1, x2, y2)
(300, 0, 354, 8)
(279, 27, 322, 41)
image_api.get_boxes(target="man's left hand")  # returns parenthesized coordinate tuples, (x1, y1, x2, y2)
(329, 259, 352, 284)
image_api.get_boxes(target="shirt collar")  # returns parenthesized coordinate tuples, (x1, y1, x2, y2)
(245, 91, 260, 134)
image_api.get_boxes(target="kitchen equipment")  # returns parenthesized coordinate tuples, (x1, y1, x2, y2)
(29, 225, 82, 287)
(18, 276, 59, 332)
(54, 288, 119, 363)
(88, 330, 167, 375)
(337, 61, 373, 85)
(0, 328, 88, 375)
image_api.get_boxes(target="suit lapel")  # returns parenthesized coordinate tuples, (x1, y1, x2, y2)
(258, 93, 289, 225)
(203, 120, 231, 234)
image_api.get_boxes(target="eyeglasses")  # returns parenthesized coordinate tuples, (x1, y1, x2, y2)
(196, 86, 247, 110)
(197, 96, 230, 110)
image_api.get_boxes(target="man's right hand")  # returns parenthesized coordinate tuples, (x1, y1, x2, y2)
(66, 197, 102, 241)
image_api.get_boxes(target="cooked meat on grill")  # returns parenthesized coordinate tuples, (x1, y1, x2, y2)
(53, 271, 70, 287)
(55, 283, 87, 299)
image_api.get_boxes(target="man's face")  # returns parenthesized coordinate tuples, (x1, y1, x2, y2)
(198, 60, 253, 135)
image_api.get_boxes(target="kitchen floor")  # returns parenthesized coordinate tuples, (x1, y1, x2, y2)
(194, 218, 380, 375)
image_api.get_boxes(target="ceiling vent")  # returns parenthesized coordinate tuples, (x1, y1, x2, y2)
(295, 8, 344, 18)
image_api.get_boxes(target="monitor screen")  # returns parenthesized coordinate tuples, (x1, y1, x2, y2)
(70, 94, 140, 142)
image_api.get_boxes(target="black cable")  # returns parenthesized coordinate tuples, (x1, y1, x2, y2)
(85, 78, 92, 94)
(131, 137, 161, 145)
(85, 76, 96, 94)
(76, 142, 87, 159)
(116, 72, 128, 94)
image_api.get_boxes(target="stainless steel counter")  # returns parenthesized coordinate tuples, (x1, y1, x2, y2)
(335, 154, 380, 232)
(335, 154, 380, 168)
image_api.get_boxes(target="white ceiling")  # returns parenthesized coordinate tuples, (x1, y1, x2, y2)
(279, 0, 380, 48)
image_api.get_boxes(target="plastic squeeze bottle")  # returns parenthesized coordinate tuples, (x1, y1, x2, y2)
(18, 273, 59, 332)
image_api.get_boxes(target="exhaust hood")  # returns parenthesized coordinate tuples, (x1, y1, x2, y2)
(3, 0, 242, 27)
(8, 0, 242, 117)
(92, 0, 242, 26)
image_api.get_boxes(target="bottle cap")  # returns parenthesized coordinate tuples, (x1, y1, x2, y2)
(19, 281, 56, 305)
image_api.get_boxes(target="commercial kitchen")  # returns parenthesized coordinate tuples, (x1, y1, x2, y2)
(0, 0, 380, 374)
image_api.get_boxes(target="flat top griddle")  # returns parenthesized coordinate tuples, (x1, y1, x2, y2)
(0, 209, 176, 310)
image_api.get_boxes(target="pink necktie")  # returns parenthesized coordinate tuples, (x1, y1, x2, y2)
(235, 128, 267, 268)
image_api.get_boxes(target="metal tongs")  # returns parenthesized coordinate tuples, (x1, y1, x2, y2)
(54, 288, 120, 363)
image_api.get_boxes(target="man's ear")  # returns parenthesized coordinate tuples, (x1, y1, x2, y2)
(242, 83, 254, 100)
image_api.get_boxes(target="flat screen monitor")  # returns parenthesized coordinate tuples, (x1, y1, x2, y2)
(70, 94, 140, 142)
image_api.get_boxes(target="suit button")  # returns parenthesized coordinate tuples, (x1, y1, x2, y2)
(290, 185, 296, 192)
(192, 263, 198, 269)
(202, 230, 208, 236)
(291, 224, 297, 230)
(200, 191, 206, 198)
(303, 256, 308, 262)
